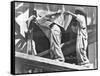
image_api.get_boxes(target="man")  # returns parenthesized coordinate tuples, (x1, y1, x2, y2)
(37, 11, 65, 62)
(46, 12, 65, 62)
(64, 8, 90, 66)
(26, 9, 45, 73)
(26, 9, 37, 55)
(49, 22, 65, 62)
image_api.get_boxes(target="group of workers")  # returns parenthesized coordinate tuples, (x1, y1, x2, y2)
(26, 7, 90, 67)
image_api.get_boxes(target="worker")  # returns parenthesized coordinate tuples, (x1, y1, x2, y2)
(49, 22, 65, 62)
(64, 8, 90, 66)
(26, 9, 37, 55)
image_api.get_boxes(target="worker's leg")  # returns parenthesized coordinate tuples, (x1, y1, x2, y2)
(76, 37, 89, 65)
(27, 39, 37, 55)
(50, 24, 65, 62)
(32, 40, 37, 55)
(26, 28, 37, 55)
(27, 39, 32, 54)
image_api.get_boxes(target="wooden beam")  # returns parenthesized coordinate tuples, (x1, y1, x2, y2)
(36, 49, 49, 57)
(15, 52, 92, 72)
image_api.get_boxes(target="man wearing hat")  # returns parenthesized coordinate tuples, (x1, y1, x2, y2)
(26, 9, 37, 55)
(64, 7, 90, 66)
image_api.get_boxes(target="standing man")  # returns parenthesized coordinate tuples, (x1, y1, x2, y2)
(47, 12, 65, 62)
(26, 9, 43, 73)
(64, 8, 90, 65)
(38, 11, 65, 62)
(26, 9, 37, 55)
(49, 22, 65, 62)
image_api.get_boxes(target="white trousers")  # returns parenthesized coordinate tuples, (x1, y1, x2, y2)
(76, 35, 89, 65)
(50, 24, 65, 61)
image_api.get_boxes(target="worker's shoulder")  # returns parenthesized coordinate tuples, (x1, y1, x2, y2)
(76, 14, 85, 23)
(77, 14, 85, 20)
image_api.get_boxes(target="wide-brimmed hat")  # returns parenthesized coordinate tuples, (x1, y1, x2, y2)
(75, 7, 86, 15)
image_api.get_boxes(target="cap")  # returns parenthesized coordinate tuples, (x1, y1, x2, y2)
(32, 9, 37, 16)
(75, 7, 86, 16)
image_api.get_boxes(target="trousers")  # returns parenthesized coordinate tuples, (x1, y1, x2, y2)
(50, 24, 65, 61)
(76, 31, 89, 65)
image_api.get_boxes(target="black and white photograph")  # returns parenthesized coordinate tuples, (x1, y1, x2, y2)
(11, 1, 98, 75)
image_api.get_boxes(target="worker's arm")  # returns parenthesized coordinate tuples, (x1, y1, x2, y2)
(64, 15, 72, 31)
(64, 11, 86, 29)
(64, 11, 77, 18)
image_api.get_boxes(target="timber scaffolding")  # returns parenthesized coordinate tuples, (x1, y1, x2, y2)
(15, 52, 93, 72)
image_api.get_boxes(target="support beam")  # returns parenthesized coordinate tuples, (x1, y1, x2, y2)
(15, 52, 92, 72)
(36, 49, 49, 57)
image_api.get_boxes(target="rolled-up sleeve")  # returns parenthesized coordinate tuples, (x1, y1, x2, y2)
(76, 15, 86, 29)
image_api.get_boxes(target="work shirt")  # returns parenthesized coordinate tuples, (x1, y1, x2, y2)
(76, 14, 88, 50)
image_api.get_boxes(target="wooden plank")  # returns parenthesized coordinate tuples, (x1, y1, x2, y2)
(15, 52, 91, 71)
(36, 49, 49, 57)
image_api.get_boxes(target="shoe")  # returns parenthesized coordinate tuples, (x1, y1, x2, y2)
(79, 62, 93, 69)
(81, 63, 93, 69)
(78, 61, 90, 65)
